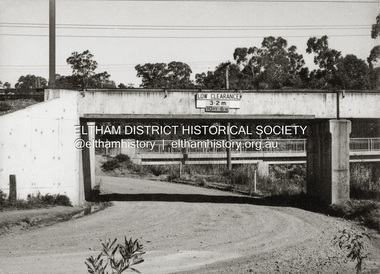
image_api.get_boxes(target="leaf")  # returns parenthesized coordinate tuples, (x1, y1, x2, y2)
(111, 244, 119, 256)
(96, 253, 102, 262)
(85, 261, 94, 272)
(132, 258, 144, 265)
(130, 268, 142, 274)
(110, 238, 117, 248)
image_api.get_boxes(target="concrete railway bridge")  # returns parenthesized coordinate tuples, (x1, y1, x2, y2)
(0, 89, 379, 205)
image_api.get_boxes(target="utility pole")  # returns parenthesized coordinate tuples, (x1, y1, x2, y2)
(49, 0, 56, 88)
(226, 64, 232, 170)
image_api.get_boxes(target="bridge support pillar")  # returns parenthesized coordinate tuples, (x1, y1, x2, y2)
(307, 119, 351, 204)
(87, 122, 96, 189)
(81, 121, 96, 200)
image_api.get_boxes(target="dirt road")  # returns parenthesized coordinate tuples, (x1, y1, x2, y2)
(0, 176, 379, 273)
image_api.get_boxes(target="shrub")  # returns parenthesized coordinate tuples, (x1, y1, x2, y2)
(333, 228, 371, 274)
(41, 194, 56, 204)
(222, 165, 254, 186)
(329, 200, 380, 232)
(232, 171, 251, 185)
(195, 176, 207, 187)
(85, 237, 145, 274)
(54, 194, 72, 206)
(221, 169, 234, 184)
(255, 165, 306, 196)
(25, 192, 72, 207)
(166, 165, 180, 181)
(0, 191, 72, 209)
(0, 190, 7, 205)
(149, 165, 168, 176)
(27, 192, 43, 205)
(184, 164, 225, 176)
(102, 159, 120, 171)
(0, 102, 11, 112)
(271, 164, 306, 181)
(350, 163, 380, 201)
(107, 154, 142, 174)
(257, 175, 306, 196)
(115, 154, 131, 163)
(363, 211, 380, 232)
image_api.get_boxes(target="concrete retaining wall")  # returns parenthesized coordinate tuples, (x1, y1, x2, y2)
(0, 90, 83, 205)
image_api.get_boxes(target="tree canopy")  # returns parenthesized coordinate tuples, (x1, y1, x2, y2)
(6, 29, 378, 91)
(135, 61, 194, 88)
(66, 50, 98, 89)
(233, 36, 305, 89)
(65, 50, 116, 89)
(369, 13, 380, 89)
(0, 81, 11, 89)
(15, 75, 48, 89)
(306, 35, 371, 89)
(371, 13, 380, 39)
(196, 35, 372, 90)
(195, 62, 247, 89)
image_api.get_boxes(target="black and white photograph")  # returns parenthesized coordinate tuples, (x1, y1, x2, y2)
(0, 0, 380, 273)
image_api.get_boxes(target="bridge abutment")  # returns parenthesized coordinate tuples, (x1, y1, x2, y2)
(307, 119, 351, 204)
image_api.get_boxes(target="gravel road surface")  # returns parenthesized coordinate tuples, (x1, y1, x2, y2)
(0, 176, 379, 274)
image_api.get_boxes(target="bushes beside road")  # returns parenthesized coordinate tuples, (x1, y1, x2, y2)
(0, 190, 72, 210)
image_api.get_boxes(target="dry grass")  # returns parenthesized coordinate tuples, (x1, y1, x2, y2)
(0, 99, 39, 116)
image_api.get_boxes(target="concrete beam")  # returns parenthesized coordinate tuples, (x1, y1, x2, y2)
(82, 114, 315, 120)
(78, 89, 380, 119)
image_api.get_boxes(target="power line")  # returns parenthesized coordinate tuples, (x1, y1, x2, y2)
(0, 33, 369, 38)
(0, 22, 372, 31)
(64, 0, 378, 3)
(0, 60, 224, 68)
(0, 60, 234, 71)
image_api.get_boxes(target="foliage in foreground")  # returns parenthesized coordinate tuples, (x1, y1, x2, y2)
(333, 228, 371, 274)
(85, 237, 145, 274)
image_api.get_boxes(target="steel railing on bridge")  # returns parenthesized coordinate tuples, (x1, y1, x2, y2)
(349, 138, 380, 151)
(136, 138, 380, 155)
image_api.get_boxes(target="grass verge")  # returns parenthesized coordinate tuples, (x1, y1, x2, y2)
(0, 99, 39, 116)
(0, 190, 113, 236)
(0, 206, 84, 236)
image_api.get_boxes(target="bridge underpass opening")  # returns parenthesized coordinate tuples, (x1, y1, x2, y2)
(79, 115, 354, 205)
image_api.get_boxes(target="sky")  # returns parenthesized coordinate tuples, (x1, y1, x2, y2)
(0, 0, 379, 87)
